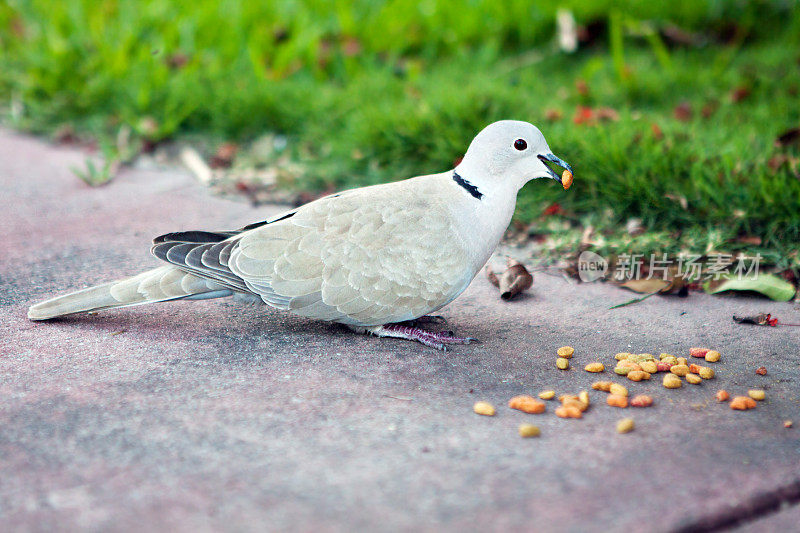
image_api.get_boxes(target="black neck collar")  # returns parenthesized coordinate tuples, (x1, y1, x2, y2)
(452, 171, 483, 200)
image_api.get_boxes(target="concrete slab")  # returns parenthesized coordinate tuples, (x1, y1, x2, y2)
(1, 129, 799, 532)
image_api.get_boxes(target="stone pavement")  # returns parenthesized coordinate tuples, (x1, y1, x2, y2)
(1, 129, 799, 532)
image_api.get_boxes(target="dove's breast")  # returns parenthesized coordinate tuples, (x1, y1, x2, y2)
(228, 174, 494, 326)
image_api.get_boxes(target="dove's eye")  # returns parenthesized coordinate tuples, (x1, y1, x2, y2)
(513, 139, 527, 151)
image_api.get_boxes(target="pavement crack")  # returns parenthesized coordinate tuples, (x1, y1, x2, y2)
(672, 479, 800, 532)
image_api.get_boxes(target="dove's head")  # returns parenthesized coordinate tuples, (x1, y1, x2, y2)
(456, 120, 573, 193)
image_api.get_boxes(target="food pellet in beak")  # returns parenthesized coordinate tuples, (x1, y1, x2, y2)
(562, 169, 573, 190)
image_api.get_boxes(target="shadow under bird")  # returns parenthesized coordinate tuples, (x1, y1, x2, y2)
(28, 120, 573, 349)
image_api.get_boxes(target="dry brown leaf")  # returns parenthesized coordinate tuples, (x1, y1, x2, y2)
(499, 259, 533, 300)
(620, 279, 671, 294)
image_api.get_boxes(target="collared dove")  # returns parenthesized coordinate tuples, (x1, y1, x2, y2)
(28, 120, 572, 349)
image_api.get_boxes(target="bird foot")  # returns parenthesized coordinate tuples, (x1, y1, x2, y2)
(363, 324, 477, 351)
(402, 315, 447, 326)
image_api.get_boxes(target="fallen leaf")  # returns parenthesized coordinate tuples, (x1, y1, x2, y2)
(705, 274, 797, 301)
(620, 279, 671, 294)
(499, 259, 533, 300)
(674, 101, 692, 121)
(733, 313, 777, 326)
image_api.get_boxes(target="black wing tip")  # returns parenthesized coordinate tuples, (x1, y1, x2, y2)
(152, 230, 235, 245)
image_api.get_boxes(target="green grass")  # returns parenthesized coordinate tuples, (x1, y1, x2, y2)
(2, 0, 800, 268)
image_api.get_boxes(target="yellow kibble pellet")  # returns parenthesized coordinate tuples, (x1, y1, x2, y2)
(518, 423, 541, 438)
(585, 362, 605, 373)
(705, 350, 721, 362)
(473, 401, 496, 416)
(627, 370, 650, 382)
(616, 418, 635, 434)
(698, 367, 715, 380)
(557, 346, 575, 358)
(615, 352, 633, 361)
(538, 390, 556, 400)
(592, 381, 613, 392)
(609, 383, 628, 397)
(748, 389, 766, 401)
(685, 373, 702, 385)
(663, 374, 682, 389)
(671, 364, 690, 377)
(659, 353, 673, 360)
(640, 361, 658, 374)
(579, 390, 590, 406)
(677, 357, 688, 365)
(556, 357, 570, 370)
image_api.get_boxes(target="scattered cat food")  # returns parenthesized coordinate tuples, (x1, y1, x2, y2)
(698, 366, 715, 380)
(730, 396, 757, 410)
(538, 390, 556, 400)
(556, 405, 583, 418)
(473, 401, 496, 416)
(509, 395, 546, 414)
(585, 362, 605, 373)
(557, 346, 575, 358)
(578, 390, 590, 406)
(627, 370, 651, 382)
(705, 350, 721, 362)
(748, 389, 766, 401)
(716, 390, 730, 402)
(616, 418, 635, 434)
(609, 383, 628, 397)
(607, 394, 629, 408)
(677, 357, 688, 366)
(685, 373, 702, 385)
(519, 423, 541, 437)
(630, 395, 653, 407)
(756, 367, 767, 376)
(785, 421, 793, 428)
(663, 374, 682, 389)
(640, 361, 658, 374)
(557, 358, 570, 370)
(592, 381, 613, 392)
(670, 364, 690, 377)
(615, 352, 633, 360)
(690, 347, 710, 358)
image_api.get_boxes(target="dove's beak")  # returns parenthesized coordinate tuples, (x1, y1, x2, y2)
(538, 153, 574, 190)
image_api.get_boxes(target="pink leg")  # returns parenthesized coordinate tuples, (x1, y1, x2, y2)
(366, 324, 477, 350)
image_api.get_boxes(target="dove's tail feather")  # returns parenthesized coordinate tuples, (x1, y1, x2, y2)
(27, 265, 234, 320)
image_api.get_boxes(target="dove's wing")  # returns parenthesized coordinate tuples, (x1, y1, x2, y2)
(228, 174, 474, 326)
